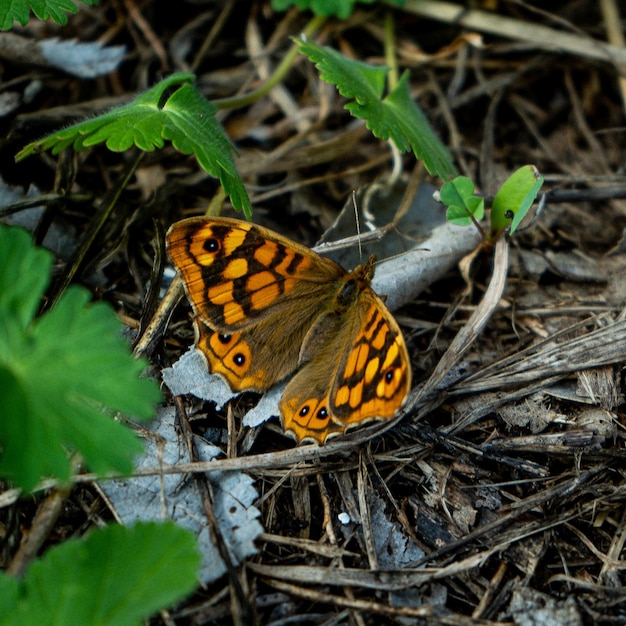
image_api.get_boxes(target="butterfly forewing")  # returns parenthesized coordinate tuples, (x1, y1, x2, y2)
(167, 217, 341, 331)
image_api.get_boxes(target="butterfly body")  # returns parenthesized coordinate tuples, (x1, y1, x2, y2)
(167, 217, 411, 443)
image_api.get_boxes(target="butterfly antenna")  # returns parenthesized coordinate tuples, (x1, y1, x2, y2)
(352, 190, 363, 261)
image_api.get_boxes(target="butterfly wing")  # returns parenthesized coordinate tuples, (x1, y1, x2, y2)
(167, 217, 344, 392)
(280, 285, 411, 444)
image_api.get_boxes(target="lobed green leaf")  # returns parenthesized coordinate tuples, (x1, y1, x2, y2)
(0, 522, 200, 626)
(271, 0, 403, 18)
(0, 225, 161, 491)
(0, 224, 51, 328)
(0, 0, 100, 29)
(17, 73, 251, 218)
(297, 39, 456, 179)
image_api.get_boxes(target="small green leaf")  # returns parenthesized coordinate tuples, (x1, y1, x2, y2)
(0, 522, 200, 626)
(272, 0, 405, 19)
(491, 164, 544, 235)
(446, 196, 484, 226)
(440, 176, 475, 208)
(296, 39, 456, 180)
(0, 0, 100, 29)
(440, 176, 484, 225)
(0, 225, 161, 491)
(272, 0, 370, 18)
(17, 73, 251, 219)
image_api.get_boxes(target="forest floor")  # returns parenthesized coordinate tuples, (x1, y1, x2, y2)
(2, 1, 626, 624)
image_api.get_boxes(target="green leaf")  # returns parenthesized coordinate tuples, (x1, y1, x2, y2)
(446, 196, 483, 226)
(296, 39, 456, 180)
(440, 176, 484, 225)
(271, 0, 373, 18)
(0, 522, 200, 626)
(0, 0, 99, 29)
(0, 225, 52, 328)
(17, 73, 251, 219)
(161, 83, 251, 217)
(272, 0, 403, 18)
(491, 164, 544, 235)
(0, 225, 161, 492)
(440, 176, 474, 208)
(0, 574, 19, 617)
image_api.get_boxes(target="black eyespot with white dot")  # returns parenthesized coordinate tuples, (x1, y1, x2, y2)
(317, 407, 328, 420)
(299, 405, 310, 417)
(204, 237, 219, 252)
(385, 368, 395, 383)
(233, 353, 246, 366)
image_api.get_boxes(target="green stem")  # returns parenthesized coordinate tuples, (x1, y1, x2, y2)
(214, 14, 327, 110)
(383, 10, 399, 90)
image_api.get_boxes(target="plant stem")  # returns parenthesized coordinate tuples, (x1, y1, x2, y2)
(384, 10, 399, 90)
(213, 14, 326, 110)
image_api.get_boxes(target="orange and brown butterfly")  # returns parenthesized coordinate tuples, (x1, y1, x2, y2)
(166, 216, 411, 444)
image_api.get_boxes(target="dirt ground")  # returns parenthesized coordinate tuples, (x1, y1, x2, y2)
(2, 1, 626, 624)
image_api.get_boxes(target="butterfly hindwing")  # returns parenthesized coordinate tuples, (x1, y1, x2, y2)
(280, 278, 411, 443)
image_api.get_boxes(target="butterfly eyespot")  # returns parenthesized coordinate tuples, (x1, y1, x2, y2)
(204, 237, 220, 252)
(299, 405, 310, 417)
(233, 353, 246, 366)
(317, 407, 328, 419)
(217, 333, 231, 344)
(385, 368, 395, 383)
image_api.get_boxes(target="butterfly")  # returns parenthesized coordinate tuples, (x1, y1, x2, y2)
(166, 217, 411, 444)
